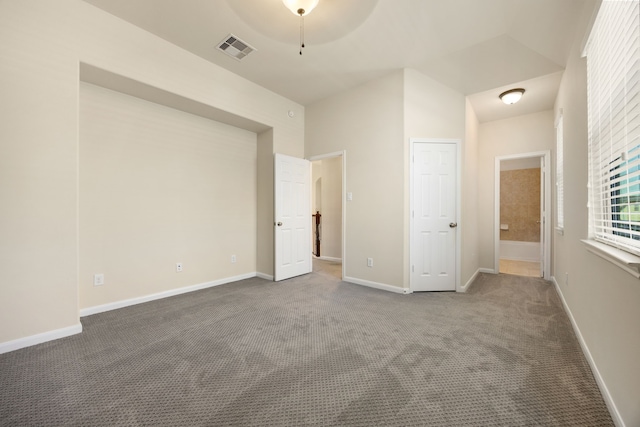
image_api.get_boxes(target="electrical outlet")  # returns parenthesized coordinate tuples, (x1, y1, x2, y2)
(94, 273, 104, 286)
(176, 262, 183, 272)
(231, 255, 237, 263)
(367, 257, 373, 267)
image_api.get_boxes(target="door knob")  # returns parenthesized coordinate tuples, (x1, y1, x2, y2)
(449, 222, 458, 228)
(276, 222, 283, 226)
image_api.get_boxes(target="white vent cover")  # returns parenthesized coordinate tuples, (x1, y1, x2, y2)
(217, 34, 256, 61)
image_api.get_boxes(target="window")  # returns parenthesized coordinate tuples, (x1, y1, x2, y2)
(586, 0, 640, 255)
(556, 113, 564, 230)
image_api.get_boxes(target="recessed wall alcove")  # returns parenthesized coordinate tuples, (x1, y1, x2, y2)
(78, 63, 275, 313)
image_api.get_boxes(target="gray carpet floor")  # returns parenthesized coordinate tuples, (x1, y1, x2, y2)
(0, 266, 613, 426)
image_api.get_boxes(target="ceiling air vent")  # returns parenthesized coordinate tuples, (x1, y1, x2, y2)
(217, 34, 256, 61)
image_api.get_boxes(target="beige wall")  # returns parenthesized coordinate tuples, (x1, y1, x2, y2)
(403, 69, 467, 287)
(306, 69, 465, 290)
(462, 100, 480, 285)
(256, 129, 275, 278)
(501, 157, 540, 171)
(403, 69, 467, 138)
(553, 1, 640, 423)
(306, 71, 405, 287)
(0, 1, 80, 343)
(311, 157, 343, 260)
(499, 168, 541, 242)
(79, 83, 257, 309)
(477, 110, 555, 269)
(0, 0, 303, 347)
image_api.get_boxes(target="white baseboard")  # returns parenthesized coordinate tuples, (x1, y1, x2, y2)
(343, 276, 411, 294)
(460, 268, 481, 292)
(459, 268, 495, 292)
(80, 272, 256, 317)
(256, 272, 274, 281)
(551, 277, 624, 427)
(314, 256, 342, 262)
(0, 323, 83, 355)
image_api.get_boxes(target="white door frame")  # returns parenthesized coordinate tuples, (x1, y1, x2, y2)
(409, 138, 462, 292)
(307, 150, 346, 281)
(494, 151, 551, 279)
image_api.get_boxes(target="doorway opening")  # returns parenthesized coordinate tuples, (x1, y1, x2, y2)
(494, 151, 551, 279)
(308, 151, 345, 280)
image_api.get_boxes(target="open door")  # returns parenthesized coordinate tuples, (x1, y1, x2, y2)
(274, 153, 311, 281)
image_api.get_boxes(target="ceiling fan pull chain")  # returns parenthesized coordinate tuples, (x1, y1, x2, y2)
(299, 13, 305, 55)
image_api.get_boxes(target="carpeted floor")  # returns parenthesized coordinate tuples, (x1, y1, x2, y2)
(312, 258, 342, 279)
(0, 267, 613, 426)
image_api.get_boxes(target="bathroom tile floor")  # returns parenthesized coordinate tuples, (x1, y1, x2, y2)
(499, 259, 541, 277)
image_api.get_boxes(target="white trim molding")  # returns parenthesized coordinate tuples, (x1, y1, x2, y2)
(344, 276, 411, 294)
(308, 151, 344, 161)
(551, 277, 624, 426)
(460, 268, 493, 292)
(582, 239, 640, 279)
(314, 256, 342, 262)
(80, 272, 257, 317)
(461, 268, 497, 293)
(460, 271, 479, 293)
(0, 323, 83, 355)
(256, 272, 274, 281)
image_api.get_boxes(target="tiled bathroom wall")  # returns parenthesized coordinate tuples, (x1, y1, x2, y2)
(500, 168, 541, 242)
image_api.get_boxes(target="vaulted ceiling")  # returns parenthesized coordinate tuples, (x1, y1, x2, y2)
(83, 0, 594, 122)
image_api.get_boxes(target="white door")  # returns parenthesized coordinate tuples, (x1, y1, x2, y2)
(411, 142, 457, 291)
(275, 153, 311, 281)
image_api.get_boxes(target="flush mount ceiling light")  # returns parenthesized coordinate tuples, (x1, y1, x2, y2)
(282, 0, 319, 16)
(499, 88, 525, 105)
(227, 1, 377, 46)
(282, 0, 320, 55)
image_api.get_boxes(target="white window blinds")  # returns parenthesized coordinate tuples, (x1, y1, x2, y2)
(586, 0, 640, 255)
(556, 114, 564, 229)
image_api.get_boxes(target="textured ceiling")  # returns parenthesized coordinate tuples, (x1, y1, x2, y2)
(83, 0, 595, 122)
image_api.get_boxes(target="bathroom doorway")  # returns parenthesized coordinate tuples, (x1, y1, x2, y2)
(494, 151, 551, 279)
